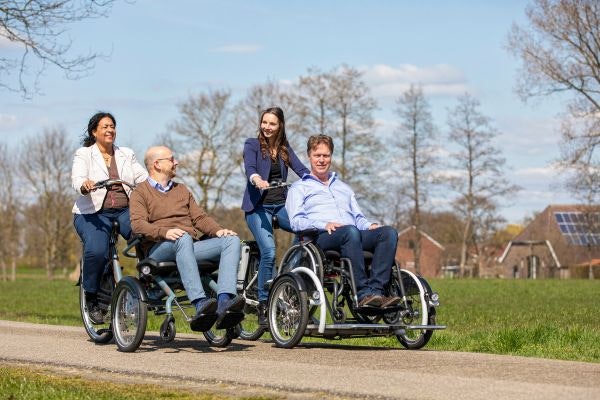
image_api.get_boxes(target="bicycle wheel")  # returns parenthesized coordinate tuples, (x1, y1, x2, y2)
(79, 263, 113, 344)
(268, 274, 308, 349)
(385, 270, 434, 349)
(238, 253, 266, 340)
(111, 277, 147, 352)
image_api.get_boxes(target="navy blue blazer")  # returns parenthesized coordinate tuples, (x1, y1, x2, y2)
(241, 138, 310, 212)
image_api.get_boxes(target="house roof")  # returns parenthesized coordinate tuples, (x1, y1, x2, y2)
(500, 204, 600, 267)
(397, 226, 445, 250)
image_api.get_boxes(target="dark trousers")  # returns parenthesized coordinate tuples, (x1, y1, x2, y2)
(74, 207, 132, 294)
(315, 225, 398, 300)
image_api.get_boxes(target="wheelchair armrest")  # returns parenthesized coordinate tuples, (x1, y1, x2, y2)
(295, 228, 319, 242)
(123, 234, 144, 258)
(136, 257, 178, 275)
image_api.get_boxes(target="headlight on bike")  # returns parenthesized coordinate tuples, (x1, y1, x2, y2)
(140, 265, 152, 276)
(429, 292, 440, 307)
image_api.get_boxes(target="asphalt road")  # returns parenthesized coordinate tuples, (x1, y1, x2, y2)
(1, 320, 599, 400)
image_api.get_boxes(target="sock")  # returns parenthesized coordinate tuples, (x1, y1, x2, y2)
(217, 293, 233, 305)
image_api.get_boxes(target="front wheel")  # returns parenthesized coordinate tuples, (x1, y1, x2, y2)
(111, 278, 147, 352)
(385, 270, 434, 349)
(268, 274, 308, 349)
(79, 266, 113, 344)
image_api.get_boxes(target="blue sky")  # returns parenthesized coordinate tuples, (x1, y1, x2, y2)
(0, 1, 573, 224)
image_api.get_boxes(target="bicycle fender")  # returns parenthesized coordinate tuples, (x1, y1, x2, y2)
(116, 276, 148, 303)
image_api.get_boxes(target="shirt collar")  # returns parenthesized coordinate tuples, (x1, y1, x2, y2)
(147, 176, 173, 193)
(302, 171, 336, 184)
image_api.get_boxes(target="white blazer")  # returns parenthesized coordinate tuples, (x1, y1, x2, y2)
(71, 144, 148, 214)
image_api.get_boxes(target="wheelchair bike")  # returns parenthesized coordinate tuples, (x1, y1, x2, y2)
(266, 231, 446, 349)
(110, 233, 248, 352)
(78, 179, 247, 352)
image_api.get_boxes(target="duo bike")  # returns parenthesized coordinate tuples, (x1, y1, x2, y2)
(79, 179, 444, 352)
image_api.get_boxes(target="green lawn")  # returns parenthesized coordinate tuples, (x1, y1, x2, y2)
(0, 275, 598, 363)
(0, 364, 269, 400)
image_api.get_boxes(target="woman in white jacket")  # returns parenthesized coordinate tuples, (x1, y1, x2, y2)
(72, 112, 147, 324)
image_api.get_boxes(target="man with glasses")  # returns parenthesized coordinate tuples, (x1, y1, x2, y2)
(130, 145, 244, 331)
(285, 135, 401, 309)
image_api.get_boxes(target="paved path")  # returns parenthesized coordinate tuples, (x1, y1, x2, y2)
(1, 320, 599, 399)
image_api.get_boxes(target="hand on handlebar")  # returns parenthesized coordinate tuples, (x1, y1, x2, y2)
(80, 180, 97, 195)
(253, 177, 270, 190)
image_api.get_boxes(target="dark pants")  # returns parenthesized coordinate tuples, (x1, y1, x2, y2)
(316, 225, 398, 300)
(74, 208, 132, 294)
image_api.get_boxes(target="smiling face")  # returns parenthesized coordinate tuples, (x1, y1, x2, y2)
(260, 112, 281, 139)
(308, 143, 332, 181)
(93, 116, 116, 148)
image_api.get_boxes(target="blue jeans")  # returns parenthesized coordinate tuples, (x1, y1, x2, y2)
(245, 204, 292, 301)
(74, 207, 132, 294)
(316, 225, 398, 300)
(148, 233, 240, 302)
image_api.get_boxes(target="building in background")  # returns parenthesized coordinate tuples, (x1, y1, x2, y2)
(395, 226, 445, 278)
(499, 205, 600, 279)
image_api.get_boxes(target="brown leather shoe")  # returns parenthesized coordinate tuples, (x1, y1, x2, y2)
(358, 294, 383, 307)
(381, 296, 402, 307)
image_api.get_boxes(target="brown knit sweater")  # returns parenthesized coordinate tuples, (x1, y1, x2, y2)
(130, 180, 222, 251)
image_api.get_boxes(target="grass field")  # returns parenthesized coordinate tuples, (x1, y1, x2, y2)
(0, 364, 268, 400)
(1, 273, 598, 399)
(0, 274, 598, 363)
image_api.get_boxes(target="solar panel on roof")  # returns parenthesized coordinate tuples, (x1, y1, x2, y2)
(554, 212, 600, 246)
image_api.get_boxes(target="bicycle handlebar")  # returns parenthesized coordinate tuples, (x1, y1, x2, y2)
(264, 180, 292, 190)
(93, 179, 136, 190)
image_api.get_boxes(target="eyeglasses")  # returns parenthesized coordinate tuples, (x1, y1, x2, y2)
(155, 156, 175, 163)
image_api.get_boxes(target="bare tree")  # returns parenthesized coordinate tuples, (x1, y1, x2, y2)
(393, 84, 438, 274)
(166, 89, 245, 213)
(447, 93, 519, 277)
(1, 0, 120, 98)
(507, 0, 600, 198)
(19, 128, 76, 278)
(0, 142, 20, 281)
(296, 65, 382, 211)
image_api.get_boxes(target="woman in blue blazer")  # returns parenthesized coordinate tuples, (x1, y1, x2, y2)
(242, 107, 309, 327)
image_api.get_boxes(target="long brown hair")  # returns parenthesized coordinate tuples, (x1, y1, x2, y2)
(257, 106, 290, 167)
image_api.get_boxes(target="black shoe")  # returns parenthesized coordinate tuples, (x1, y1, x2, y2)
(215, 295, 245, 330)
(257, 301, 268, 328)
(190, 298, 218, 332)
(88, 303, 104, 325)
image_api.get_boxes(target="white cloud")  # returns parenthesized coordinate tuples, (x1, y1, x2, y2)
(211, 44, 262, 53)
(360, 63, 468, 98)
(0, 114, 18, 128)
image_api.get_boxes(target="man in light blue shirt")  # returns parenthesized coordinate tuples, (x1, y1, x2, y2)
(286, 135, 400, 308)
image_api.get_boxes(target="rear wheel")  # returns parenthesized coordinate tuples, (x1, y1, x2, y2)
(268, 274, 308, 349)
(238, 253, 266, 341)
(385, 270, 434, 349)
(79, 264, 113, 344)
(111, 278, 147, 352)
